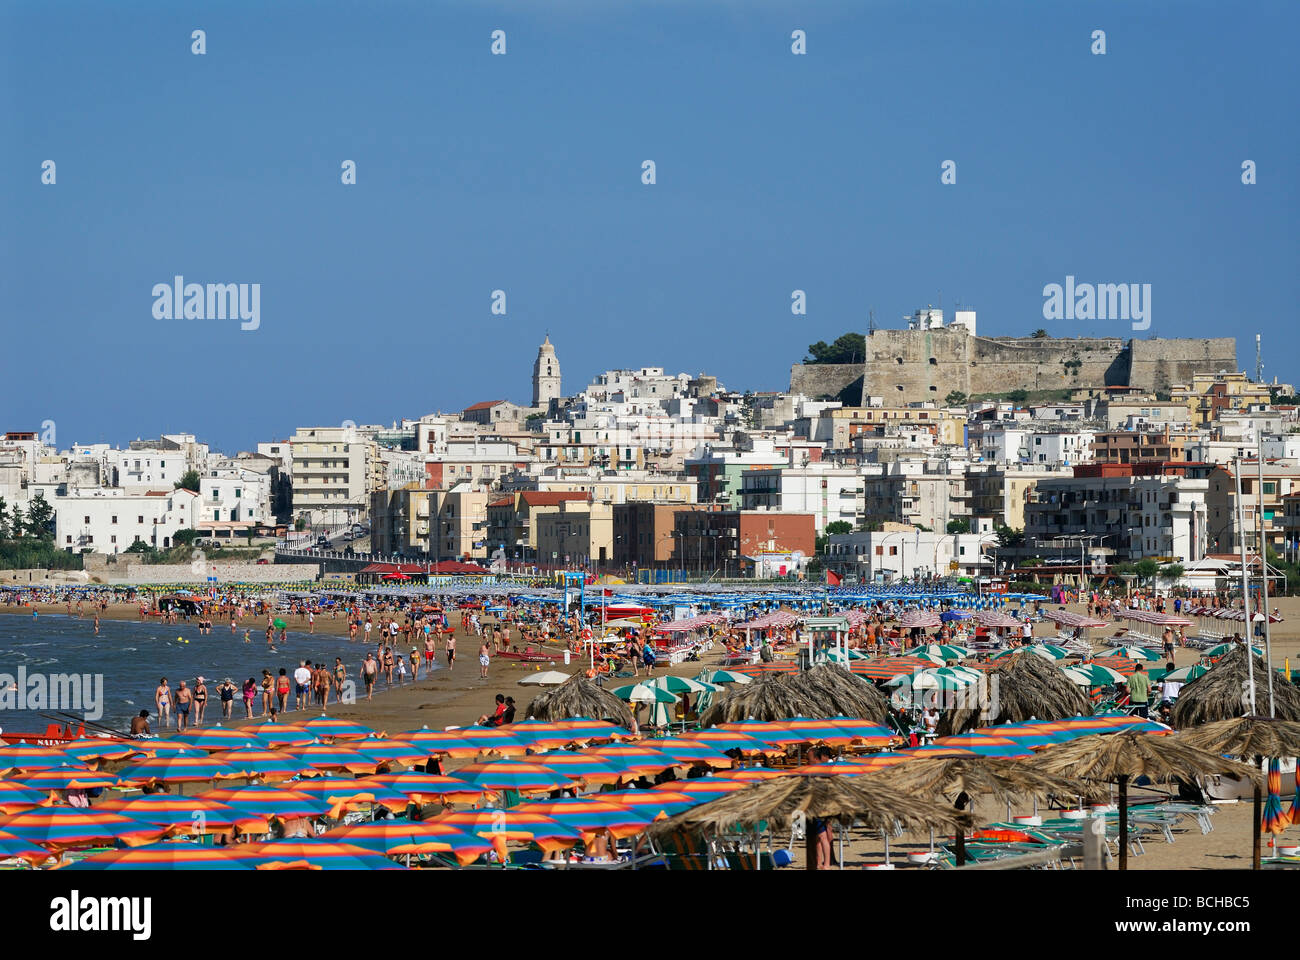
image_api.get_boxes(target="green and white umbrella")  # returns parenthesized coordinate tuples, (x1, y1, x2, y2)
(887, 667, 981, 691)
(609, 682, 678, 705)
(650, 676, 721, 695)
(1063, 663, 1128, 686)
(517, 671, 573, 686)
(991, 644, 1068, 661)
(904, 644, 972, 663)
(821, 648, 870, 663)
(1111, 646, 1163, 662)
(697, 670, 754, 685)
(1163, 664, 1210, 683)
(1204, 642, 1264, 659)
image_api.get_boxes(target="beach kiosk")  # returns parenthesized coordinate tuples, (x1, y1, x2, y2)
(804, 615, 851, 669)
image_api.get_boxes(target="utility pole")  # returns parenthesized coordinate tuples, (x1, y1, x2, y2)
(1233, 458, 1256, 714)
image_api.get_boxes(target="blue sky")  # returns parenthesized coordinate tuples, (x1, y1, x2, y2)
(2, 0, 1295, 451)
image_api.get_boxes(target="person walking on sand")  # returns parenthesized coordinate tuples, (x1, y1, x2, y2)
(193, 676, 209, 726)
(479, 640, 491, 680)
(334, 658, 347, 700)
(242, 677, 257, 719)
(410, 648, 420, 682)
(217, 677, 236, 720)
(175, 681, 193, 733)
(293, 661, 311, 711)
(445, 633, 456, 672)
(362, 653, 378, 701)
(275, 668, 291, 713)
(155, 678, 173, 729)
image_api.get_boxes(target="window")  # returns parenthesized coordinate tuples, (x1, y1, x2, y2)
(84, 516, 90, 524)
(111, 515, 118, 524)
(1264, 482, 1276, 495)
(138, 516, 144, 524)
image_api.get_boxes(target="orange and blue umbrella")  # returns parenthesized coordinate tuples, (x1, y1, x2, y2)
(95, 795, 270, 833)
(715, 768, 787, 782)
(367, 772, 486, 805)
(244, 839, 403, 869)
(0, 828, 52, 865)
(0, 742, 76, 773)
(198, 785, 333, 820)
(115, 754, 244, 784)
(451, 760, 574, 794)
(453, 727, 530, 757)
(530, 750, 631, 787)
(58, 841, 255, 870)
(396, 729, 478, 758)
(660, 776, 748, 796)
(292, 741, 380, 775)
(287, 777, 412, 816)
(775, 718, 863, 747)
(637, 739, 734, 768)
(434, 809, 582, 856)
(510, 797, 655, 841)
(0, 779, 48, 814)
(351, 736, 430, 765)
(506, 720, 581, 750)
(927, 735, 1034, 758)
(788, 761, 878, 776)
(244, 723, 315, 748)
(0, 807, 165, 850)
(679, 729, 770, 754)
(210, 747, 306, 780)
(175, 725, 269, 752)
(824, 717, 899, 746)
(588, 746, 679, 776)
(325, 820, 492, 864)
(301, 715, 376, 741)
(61, 739, 139, 762)
(1262, 758, 1288, 836)
(12, 765, 136, 791)
(550, 718, 634, 742)
(598, 789, 697, 819)
(121, 739, 208, 758)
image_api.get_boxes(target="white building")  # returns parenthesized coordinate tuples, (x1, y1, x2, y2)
(53, 488, 200, 554)
(198, 468, 272, 528)
(110, 449, 188, 489)
(825, 529, 998, 582)
(739, 464, 862, 534)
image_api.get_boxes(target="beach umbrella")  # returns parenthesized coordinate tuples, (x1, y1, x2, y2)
(0, 807, 165, 851)
(660, 776, 749, 797)
(0, 779, 49, 814)
(609, 682, 678, 705)
(395, 729, 476, 757)
(95, 795, 270, 834)
(175, 725, 269, 752)
(878, 755, 1100, 865)
(927, 734, 1034, 758)
(301, 715, 375, 741)
(940, 648, 1093, 736)
(452, 727, 531, 757)
(823, 717, 897, 746)
(636, 739, 735, 768)
(451, 760, 574, 794)
(283, 777, 412, 816)
(939, 610, 972, 622)
(510, 797, 656, 842)
(1064, 664, 1128, 686)
(648, 774, 970, 872)
(715, 768, 787, 782)
(244, 723, 316, 748)
(0, 742, 78, 774)
(905, 644, 972, 662)
(366, 772, 487, 805)
(546, 718, 636, 743)
(272, 618, 287, 629)
(523, 677, 635, 729)
(852, 657, 935, 680)
(1162, 664, 1210, 683)
(1204, 642, 1264, 659)
(210, 747, 306, 781)
(0, 828, 52, 865)
(292, 741, 381, 775)
(1111, 647, 1163, 663)
(325, 820, 491, 865)
(10, 764, 134, 792)
(58, 841, 255, 870)
(197, 785, 334, 821)
(60, 739, 138, 763)
(502, 720, 581, 750)
(517, 671, 572, 686)
(1173, 649, 1300, 727)
(120, 739, 208, 758)
(650, 675, 722, 695)
(434, 809, 582, 858)
(529, 750, 632, 787)
(115, 754, 244, 784)
(697, 670, 754, 686)
(598, 789, 699, 820)
(244, 839, 403, 870)
(351, 736, 430, 765)
(588, 746, 680, 776)
(677, 729, 773, 754)
(1262, 758, 1288, 838)
(1034, 731, 1262, 871)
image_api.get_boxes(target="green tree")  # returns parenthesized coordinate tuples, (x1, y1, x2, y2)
(172, 528, 201, 547)
(1134, 558, 1160, 583)
(946, 518, 971, 534)
(1159, 563, 1185, 583)
(1007, 389, 1029, 403)
(994, 523, 1025, 549)
(1031, 329, 1048, 338)
(825, 521, 852, 536)
(8, 504, 24, 539)
(24, 494, 54, 541)
(804, 333, 867, 365)
(944, 391, 968, 407)
(175, 470, 201, 493)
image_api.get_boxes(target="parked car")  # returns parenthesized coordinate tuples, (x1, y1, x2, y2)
(315, 536, 329, 547)
(256, 558, 270, 565)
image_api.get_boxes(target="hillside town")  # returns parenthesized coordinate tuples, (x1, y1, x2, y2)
(2, 313, 1298, 594)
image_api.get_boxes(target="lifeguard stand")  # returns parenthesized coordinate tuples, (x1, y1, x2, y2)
(804, 615, 851, 668)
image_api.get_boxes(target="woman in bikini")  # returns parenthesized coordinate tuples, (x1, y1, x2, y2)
(275, 668, 291, 713)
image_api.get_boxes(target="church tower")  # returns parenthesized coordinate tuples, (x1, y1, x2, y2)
(532, 335, 561, 408)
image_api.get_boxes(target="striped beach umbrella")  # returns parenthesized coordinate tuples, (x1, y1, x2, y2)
(0, 779, 48, 814)
(351, 736, 431, 765)
(788, 761, 877, 776)
(120, 739, 207, 758)
(1091, 656, 1138, 677)
(659, 776, 749, 797)
(435, 809, 582, 856)
(528, 751, 631, 787)
(1204, 642, 1263, 659)
(244, 839, 403, 870)
(1111, 647, 1163, 662)
(650, 675, 722, 695)
(637, 739, 734, 768)
(510, 797, 655, 841)
(905, 644, 972, 662)
(300, 716, 376, 741)
(451, 760, 574, 794)
(0, 828, 52, 865)
(1064, 663, 1129, 686)
(852, 657, 934, 680)
(61, 739, 139, 763)
(115, 754, 244, 784)
(12, 765, 135, 792)
(597, 789, 698, 819)
(244, 723, 315, 748)
(823, 717, 897, 746)
(678, 729, 771, 754)
(0, 807, 164, 850)
(588, 746, 679, 776)
(292, 741, 381, 775)
(210, 747, 306, 781)
(715, 767, 788, 782)
(697, 670, 754, 685)
(503, 720, 580, 750)
(325, 820, 491, 865)
(609, 682, 678, 705)
(452, 727, 530, 757)
(58, 841, 255, 870)
(1163, 664, 1210, 683)
(366, 772, 487, 805)
(197, 785, 334, 820)
(95, 795, 270, 834)
(175, 725, 270, 752)
(396, 729, 477, 757)
(550, 718, 635, 742)
(283, 777, 412, 816)
(1262, 758, 1288, 836)
(736, 662, 799, 678)
(0, 742, 77, 773)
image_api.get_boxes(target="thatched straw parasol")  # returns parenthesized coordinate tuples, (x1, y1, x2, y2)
(697, 664, 889, 727)
(648, 773, 972, 871)
(938, 649, 1091, 736)
(1177, 716, 1300, 869)
(524, 676, 634, 728)
(1171, 647, 1300, 728)
(876, 756, 1105, 865)
(1033, 731, 1262, 870)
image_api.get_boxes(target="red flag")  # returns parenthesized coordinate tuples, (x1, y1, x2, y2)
(826, 570, 842, 587)
(603, 588, 612, 597)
